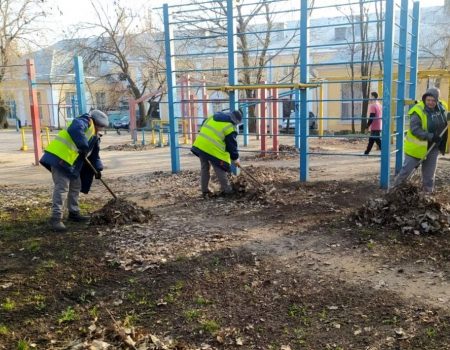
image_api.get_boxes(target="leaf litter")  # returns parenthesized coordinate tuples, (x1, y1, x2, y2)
(353, 183, 450, 234)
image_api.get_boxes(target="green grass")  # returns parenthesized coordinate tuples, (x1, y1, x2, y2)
(195, 295, 212, 306)
(200, 319, 220, 334)
(0, 324, 9, 335)
(58, 306, 78, 324)
(16, 339, 30, 350)
(1, 298, 16, 311)
(184, 309, 201, 321)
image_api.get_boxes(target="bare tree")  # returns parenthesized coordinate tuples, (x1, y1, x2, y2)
(337, 0, 383, 133)
(70, 0, 166, 126)
(0, 0, 47, 127)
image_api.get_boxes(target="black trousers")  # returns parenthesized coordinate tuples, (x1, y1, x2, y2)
(365, 130, 381, 154)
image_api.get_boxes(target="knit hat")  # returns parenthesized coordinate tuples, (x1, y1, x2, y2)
(230, 110, 243, 125)
(425, 87, 440, 101)
(90, 109, 109, 128)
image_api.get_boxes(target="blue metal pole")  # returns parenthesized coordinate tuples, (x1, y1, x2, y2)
(226, 0, 237, 111)
(163, 4, 180, 173)
(395, 0, 409, 174)
(294, 88, 300, 148)
(409, 2, 420, 101)
(243, 106, 249, 146)
(300, 0, 309, 182)
(74, 56, 87, 115)
(380, 0, 395, 189)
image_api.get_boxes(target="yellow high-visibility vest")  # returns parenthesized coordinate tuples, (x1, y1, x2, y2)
(193, 117, 236, 165)
(45, 119, 95, 165)
(405, 100, 448, 158)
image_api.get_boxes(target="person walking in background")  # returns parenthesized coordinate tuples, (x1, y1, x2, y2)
(364, 91, 382, 155)
(191, 110, 242, 198)
(393, 88, 448, 192)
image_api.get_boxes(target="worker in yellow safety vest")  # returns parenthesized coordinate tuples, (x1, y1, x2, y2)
(40, 110, 109, 232)
(191, 110, 243, 198)
(393, 87, 449, 192)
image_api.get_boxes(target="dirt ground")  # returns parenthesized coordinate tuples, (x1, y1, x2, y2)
(1, 130, 450, 349)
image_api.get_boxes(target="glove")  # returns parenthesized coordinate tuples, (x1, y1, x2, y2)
(431, 135, 442, 145)
(233, 159, 241, 168)
(95, 171, 102, 180)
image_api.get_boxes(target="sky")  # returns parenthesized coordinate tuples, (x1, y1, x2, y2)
(44, 0, 445, 44)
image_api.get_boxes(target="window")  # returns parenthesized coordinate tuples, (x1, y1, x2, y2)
(65, 92, 76, 118)
(96, 92, 106, 110)
(341, 82, 362, 120)
(335, 27, 349, 41)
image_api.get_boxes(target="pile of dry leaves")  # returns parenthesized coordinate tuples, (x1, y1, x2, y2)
(353, 183, 450, 234)
(90, 198, 153, 226)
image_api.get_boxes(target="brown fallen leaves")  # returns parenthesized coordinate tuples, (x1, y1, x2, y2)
(353, 183, 450, 234)
(90, 198, 153, 226)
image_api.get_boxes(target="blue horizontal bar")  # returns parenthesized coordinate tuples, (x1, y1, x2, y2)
(173, 67, 228, 73)
(237, 46, 301, 54)
(171, 16, 227, 25)
(307, 19, 383, 30)
(317, 79, 383, 84)
(308, 39, 383, 48)
(307, 60, 382, 66)
(239, 27, 300, 36)
(172, 50, 229, 58)
(307, 0, 380, 11)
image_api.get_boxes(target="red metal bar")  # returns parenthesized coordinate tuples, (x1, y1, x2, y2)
(272, 88, 279, 155)
(190, 94, 197, 142)
(129, 97, 137, 142)
(26, 59, 42, 165)
(260, 85, 266, 156)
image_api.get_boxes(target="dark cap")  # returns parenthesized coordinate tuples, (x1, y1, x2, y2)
(230, 110, 243, 124)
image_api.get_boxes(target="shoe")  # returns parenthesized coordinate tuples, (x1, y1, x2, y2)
(363, 151, 369, 155)
(68, 211, 90, 222)
(202, 191, 214, 199)
(50, 219, 67, 232)
(218, 189, 235, 197)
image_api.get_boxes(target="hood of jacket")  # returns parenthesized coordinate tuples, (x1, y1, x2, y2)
(213, 111, 235, 124)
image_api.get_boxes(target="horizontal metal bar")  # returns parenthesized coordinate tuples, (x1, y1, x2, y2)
(171, 16, 227, 25)
(308, 0, 381, 11)
(236, 63, 299, 70)
(237, 45, 301, 54)
(307, 60, 382, 66)
(308, 39, 383, 49)
(172, 50, 229, 58)
(173, 67, 228, 73)
(238, 27, 300, 37)
(307, 19, 383, 30)
(173, 33, 227, 41)
(314, 79, 383, 84)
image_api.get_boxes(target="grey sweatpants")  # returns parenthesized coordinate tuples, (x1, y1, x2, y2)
(393, 147, 439, 192)
(200, 156, 232, 193)
(51, 167, 81, 220)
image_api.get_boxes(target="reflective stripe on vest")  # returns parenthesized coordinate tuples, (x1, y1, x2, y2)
(193, 117, 236, 165)
(45, 120, 95, 166)
(404, 103, 428, 159)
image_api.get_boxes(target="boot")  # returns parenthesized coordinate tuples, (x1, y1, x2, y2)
(68, 211, 90, 223)
(50, 218, 67, 232)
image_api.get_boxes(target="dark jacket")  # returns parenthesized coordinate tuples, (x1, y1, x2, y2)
(40, 114, 103, 193)
(191, 112, 239, 172)
(410, 97, 448, 155)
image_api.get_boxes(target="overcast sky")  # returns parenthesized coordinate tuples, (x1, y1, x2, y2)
(45, 0, 445, 44)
